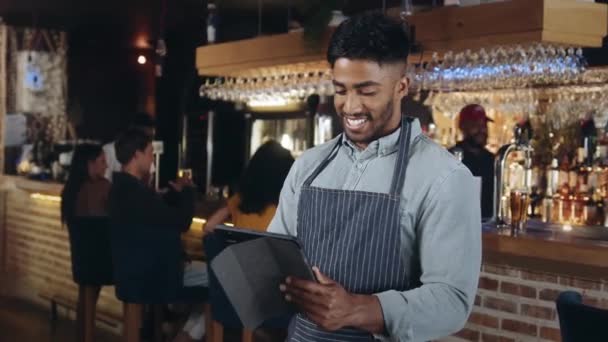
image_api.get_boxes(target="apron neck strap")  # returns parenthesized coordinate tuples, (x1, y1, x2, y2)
(303, 138, 341, 187)
(389, 116, 413, 196)
(303, 116, 414, 190)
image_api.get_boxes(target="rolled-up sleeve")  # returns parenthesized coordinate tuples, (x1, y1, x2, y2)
(374, 167, 482, 342)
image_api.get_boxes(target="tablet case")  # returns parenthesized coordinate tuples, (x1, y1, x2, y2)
(210, 236, 314, 329)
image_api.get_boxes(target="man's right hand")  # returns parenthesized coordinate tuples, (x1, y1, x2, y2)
(169, 177, 193, 192)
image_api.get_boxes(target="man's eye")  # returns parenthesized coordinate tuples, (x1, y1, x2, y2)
(360, 91, 377, 96)
(335, 89, 347, 95)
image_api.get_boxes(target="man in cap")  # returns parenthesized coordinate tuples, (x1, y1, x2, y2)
(450, 104, 495, 219)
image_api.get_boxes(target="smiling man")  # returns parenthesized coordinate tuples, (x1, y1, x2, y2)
(268, 13, 481, 342)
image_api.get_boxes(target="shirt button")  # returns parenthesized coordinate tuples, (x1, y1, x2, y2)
(357, 163, 364, 169)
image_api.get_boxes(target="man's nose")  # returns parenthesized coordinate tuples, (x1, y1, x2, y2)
(342, 93, 363, 115)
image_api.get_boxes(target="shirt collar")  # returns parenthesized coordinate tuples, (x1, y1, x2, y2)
(341, 118, 422, 159)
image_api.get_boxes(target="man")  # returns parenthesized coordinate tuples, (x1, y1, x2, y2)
(108, 128, 207, 341)
(103, 112, 156, 181)
(269, 13, 481, 341)
(450, 104, 495, 219)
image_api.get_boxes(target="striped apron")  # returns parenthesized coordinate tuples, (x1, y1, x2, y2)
(288, 117, 413, 341)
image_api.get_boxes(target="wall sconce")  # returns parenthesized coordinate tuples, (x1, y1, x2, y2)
(137, 55, 147, 65)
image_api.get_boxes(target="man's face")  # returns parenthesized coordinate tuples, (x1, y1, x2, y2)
(332, 58, 408, 149)
(134, 143, 155, 177)
(461, 120, 488, 147)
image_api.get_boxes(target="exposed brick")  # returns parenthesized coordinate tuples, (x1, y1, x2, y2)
(468, 312, 499, 329)
(582, 295, 600, 307)
(539, 289, 561, 302)
(559, 276, 602, 290)
(540, 326, 562, 342)
(501, 319, 538, 337)
(500, 281, 537, 299)
(475, 295, 482, 306)
(520, 270, 558, 283)
(521, 304, 556, 320)
(478, 277, 499, 291)
(454, 328, 480, 341)
(481, 333, 515, 342)
(484, 265, 520, 277)
(483, 296, 518, 314)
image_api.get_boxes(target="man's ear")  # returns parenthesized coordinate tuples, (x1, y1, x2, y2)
(395, 74, 409, 100)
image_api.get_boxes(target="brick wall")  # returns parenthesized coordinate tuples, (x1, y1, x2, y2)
(441, 263, 608, 342)
(1, 188, 204, 327)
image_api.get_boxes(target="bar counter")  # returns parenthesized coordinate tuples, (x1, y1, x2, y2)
(1, 175, 608, 340)
(0, 175, 207, 331)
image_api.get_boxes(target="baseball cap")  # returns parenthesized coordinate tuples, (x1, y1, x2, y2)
(458, 104, 493, 127)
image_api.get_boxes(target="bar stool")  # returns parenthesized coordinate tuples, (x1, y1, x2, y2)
(67, 216, 114, 342)
(203, 233, 291, 342)
(556, 290, 608, 342)
(110, 224, 207, 342)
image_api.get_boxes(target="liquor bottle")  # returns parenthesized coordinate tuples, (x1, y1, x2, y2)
(207, 3, 219, 44)
(547, 158, 560, 197)
(568, 155, 578, 197)
(594, 191, 605, 226)
(542, 158, 559, 223)
(585, 190, 600, 226)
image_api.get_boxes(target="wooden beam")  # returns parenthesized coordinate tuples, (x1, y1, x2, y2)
(196, 31, 332, 76)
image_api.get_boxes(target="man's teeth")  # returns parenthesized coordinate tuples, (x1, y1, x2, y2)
(347, 118, 367, 126)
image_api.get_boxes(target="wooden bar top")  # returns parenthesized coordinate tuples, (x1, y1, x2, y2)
(3, 174, 608, 279)
(482, 224, 608, 280)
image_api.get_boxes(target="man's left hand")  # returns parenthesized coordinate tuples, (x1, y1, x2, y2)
(280, 267, 384, 333)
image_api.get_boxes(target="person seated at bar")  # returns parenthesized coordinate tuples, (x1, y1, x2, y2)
(204, 140, 295, 233)
(108, 128, 208, 342)
(449, 104, 495, 219)
(61, 143, 112, 342)
(103, 112, 156, 182)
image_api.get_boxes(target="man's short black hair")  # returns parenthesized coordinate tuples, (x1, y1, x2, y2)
(327, 12, 410, 67)
(115, 128, 153, 165)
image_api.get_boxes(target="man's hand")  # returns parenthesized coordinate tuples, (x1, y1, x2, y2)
(169, 177, 193, 192)
(280, 267, 385, 334)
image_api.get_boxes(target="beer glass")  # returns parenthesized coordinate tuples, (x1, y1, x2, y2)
(510, 189, 530, 236)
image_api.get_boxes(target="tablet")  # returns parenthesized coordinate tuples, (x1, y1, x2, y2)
(210, 225, 315, 328)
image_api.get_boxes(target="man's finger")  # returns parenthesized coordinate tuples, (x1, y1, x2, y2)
(287, 277, 327, 294)
(284, 285, 328, 307)
(312, 267, 336, 285)
(288, 295, 328, 317)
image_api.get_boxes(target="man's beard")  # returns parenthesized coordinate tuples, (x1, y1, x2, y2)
(340, 99, 396, 143)
(464, 135, 487, 148)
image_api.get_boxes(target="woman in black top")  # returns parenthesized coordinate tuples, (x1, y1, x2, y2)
(61, 144, 112, 342)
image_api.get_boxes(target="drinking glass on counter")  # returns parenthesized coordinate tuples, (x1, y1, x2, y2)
(510, 189, 530, 236)
(178, 168, 193, 180)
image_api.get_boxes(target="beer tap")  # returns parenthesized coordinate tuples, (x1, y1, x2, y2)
(493, 124, 534, 226)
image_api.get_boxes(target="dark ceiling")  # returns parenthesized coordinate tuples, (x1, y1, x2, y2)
(0, 0, 434, 29)
(0, 0, 437, 49)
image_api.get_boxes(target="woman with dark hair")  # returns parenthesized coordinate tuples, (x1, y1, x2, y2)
(62, 144, 110, 223)
(61, 143, 112, 342)
(204, 140, 295, 232)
